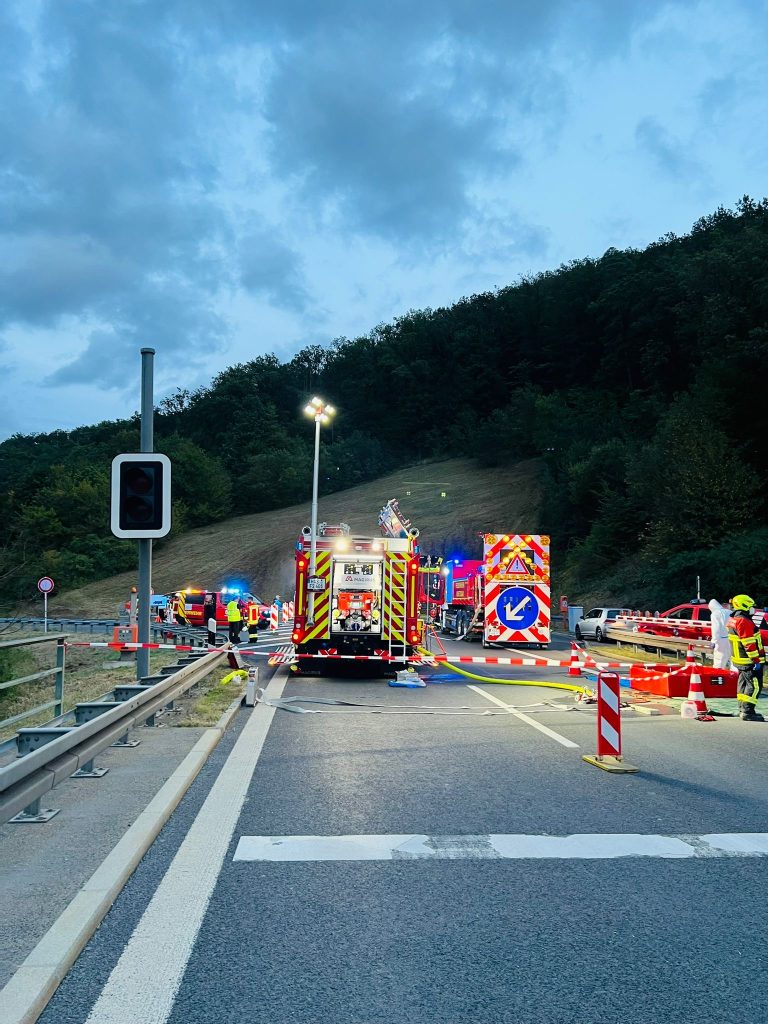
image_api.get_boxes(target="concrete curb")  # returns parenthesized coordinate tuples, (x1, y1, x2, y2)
(0, 696, 246, 1024)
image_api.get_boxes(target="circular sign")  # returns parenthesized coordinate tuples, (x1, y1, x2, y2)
(37, 576, 55, 594)
(496, 586, 539, 630)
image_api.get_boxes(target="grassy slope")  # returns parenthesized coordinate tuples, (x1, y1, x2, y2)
(53, 457, 546, 617)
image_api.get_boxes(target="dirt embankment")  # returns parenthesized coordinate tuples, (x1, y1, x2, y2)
(50, 457, 547, 618)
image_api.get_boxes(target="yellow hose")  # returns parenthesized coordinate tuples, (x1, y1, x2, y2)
(418, 648, 586, 694)
(220, 669, 248, 686)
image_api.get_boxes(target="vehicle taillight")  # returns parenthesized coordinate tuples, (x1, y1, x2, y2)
(292, 630, 301, 643)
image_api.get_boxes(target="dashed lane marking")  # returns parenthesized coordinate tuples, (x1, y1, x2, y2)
(468, 684, 580, 748)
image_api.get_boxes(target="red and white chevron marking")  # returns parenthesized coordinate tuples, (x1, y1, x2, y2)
(596, 672, 623, 757)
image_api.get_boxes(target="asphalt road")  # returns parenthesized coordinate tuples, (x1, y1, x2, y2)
(32, 632, 768, 1024)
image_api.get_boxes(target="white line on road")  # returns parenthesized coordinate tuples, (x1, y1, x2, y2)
(468, 684, 580, 748)
(83, 670, 287, 1024)
(233, 832, 768, 862)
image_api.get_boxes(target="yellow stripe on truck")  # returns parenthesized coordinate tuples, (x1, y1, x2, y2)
(302, 551, 332, 641)
(383, 551, 407, 642)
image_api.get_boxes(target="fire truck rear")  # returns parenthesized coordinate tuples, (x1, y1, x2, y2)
(291, 521, 421, 671)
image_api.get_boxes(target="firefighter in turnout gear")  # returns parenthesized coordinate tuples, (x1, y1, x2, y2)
(226, 598, 243, 644)
(727, 594, 766, 721)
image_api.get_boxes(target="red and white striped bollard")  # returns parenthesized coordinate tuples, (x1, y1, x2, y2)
(583, 671, 638, 773)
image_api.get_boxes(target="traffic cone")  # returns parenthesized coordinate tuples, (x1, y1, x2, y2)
(568, 642, 582, 677)
(681, 668, 715, 721)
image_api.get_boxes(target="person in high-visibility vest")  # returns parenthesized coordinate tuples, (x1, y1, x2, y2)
(226, 598, 243, 643)
(727, 594, 766, 721)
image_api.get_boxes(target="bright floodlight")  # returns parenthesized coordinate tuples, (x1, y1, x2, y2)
(304, 396, 335, 421)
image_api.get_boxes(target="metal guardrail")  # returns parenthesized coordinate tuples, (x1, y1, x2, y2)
(0, 646, 227, 825)
(606, 626, 713, 661)
(0, 635, 68, 736)
(0, 617, 118, 635)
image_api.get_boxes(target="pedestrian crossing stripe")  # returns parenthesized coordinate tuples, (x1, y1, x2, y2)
(233, 832, 768, 862)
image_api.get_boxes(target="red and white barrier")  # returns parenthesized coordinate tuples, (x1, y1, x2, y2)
(64, 640, 675, 670)
(270, 604, 279, 630)
(582, 671, 638, 773)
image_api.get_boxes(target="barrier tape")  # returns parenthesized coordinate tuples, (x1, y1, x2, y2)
(65, 641, 685, 671)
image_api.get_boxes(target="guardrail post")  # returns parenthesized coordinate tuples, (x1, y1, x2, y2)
(54, 637, 65, 717)
(9, 796, 60, 824)
(111, 729, 141, 748)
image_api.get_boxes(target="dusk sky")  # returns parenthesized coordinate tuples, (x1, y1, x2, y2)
(1, 0, 766, 439)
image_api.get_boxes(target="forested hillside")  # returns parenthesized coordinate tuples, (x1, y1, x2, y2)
(2, 196, 768, 610)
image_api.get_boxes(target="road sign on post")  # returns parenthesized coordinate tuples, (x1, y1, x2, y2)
(111, 454, 171, 539)
(38, 576, 54, 634)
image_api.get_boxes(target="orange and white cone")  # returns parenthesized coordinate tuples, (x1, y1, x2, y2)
(681, 668, 715, 721)
(568, 642, 582, 677)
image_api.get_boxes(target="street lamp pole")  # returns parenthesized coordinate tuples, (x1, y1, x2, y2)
(304, 396, 335, 621)
(309, 414, 321, 616)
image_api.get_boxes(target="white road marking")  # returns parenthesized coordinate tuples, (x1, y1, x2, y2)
(233, 832, 768, 862)
(83, 670, 287, 1024)
(468, 684, 580, 748)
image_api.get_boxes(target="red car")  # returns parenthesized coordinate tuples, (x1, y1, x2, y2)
(635, 601, 712, 641)
(635, 601, 768, 644)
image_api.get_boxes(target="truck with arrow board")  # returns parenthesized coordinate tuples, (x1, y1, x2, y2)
(479, 533, 551, 648)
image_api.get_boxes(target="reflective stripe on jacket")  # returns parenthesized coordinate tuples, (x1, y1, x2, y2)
(727, 611, 765, 665)
(226, 600, 242, 623)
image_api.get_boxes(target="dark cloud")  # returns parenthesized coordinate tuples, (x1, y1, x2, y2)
(256, 0, 675, 244)
(239, 231, 312, 313)
(264, 41, 513, 242)
(635, 117, 702, 180)
(697, 74, 740, 123)
(45, 282, 228, 388)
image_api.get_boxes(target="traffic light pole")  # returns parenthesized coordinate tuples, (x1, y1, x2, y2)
(137, 348, 155, 681)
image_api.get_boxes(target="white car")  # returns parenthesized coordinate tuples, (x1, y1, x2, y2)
(574, 607, 632, 643)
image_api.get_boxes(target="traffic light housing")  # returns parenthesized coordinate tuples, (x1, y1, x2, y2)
(111, 453, 172, 538)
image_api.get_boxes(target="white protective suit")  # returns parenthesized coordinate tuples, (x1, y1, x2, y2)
(708, 598, 731, 669)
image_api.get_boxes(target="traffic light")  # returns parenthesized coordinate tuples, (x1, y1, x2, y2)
(111, 453, 171, 538)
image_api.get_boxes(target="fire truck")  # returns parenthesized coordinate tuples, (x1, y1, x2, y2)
(438, 559, 484, 638)
(291, 514, 421, 672)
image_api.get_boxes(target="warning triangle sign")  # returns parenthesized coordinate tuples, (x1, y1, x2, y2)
(508, 556, 528, 574)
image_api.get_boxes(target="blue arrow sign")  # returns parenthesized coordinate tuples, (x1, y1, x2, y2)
(496, 587, 539, 630)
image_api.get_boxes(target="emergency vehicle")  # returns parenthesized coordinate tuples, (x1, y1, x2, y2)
(170, 587, 264, 627)
(438, 559, 484, 638)
(291, 520, 421, 671)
